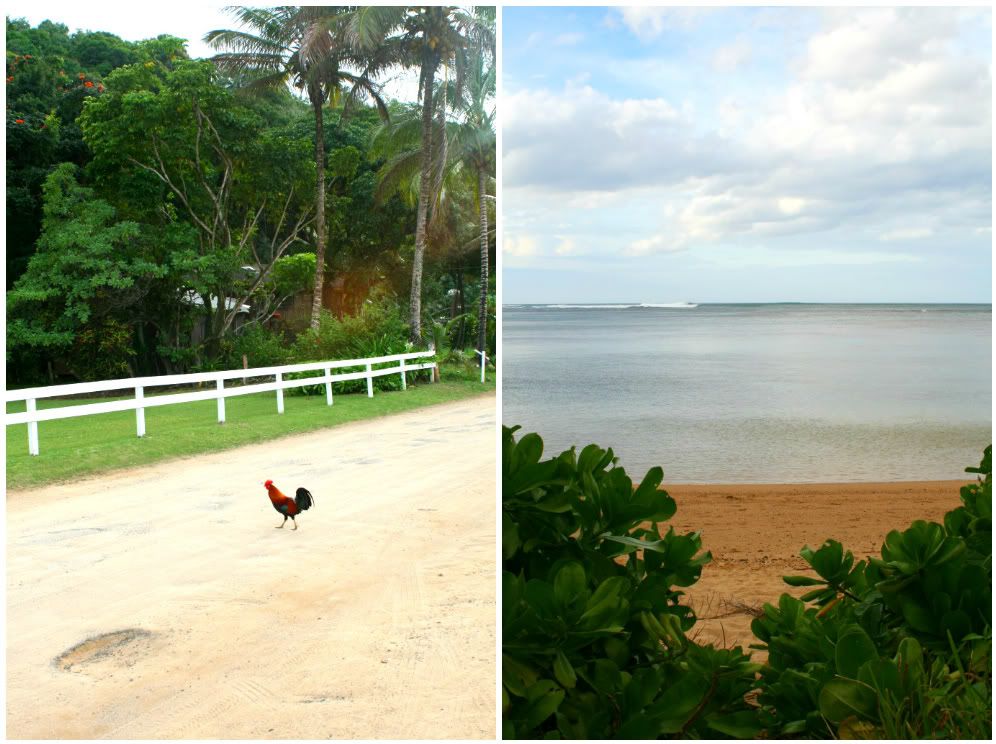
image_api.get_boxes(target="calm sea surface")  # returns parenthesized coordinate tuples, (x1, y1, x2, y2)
(503, 304, 992, 483)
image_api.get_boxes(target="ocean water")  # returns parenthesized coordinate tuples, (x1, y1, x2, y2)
(503, 304, 992, 483)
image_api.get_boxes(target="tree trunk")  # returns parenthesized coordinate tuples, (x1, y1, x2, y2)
(309, 91, 327, 331)
(476, 165, 489, 355)
(410, 59, 438, 346)
(455, 270, 466, 349)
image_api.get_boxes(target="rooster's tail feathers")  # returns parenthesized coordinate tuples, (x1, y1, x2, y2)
(295, 487, 314, 511)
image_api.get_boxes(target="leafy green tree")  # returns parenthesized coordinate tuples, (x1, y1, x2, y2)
(4, 20, 181, 287)
(7, 163, 165, 380)
(80, 59, 315, 354)
(205, 6, 391, 331)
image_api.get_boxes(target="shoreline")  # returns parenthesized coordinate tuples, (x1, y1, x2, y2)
(653, 479, 969, 652)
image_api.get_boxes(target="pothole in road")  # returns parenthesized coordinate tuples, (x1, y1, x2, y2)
(53, 629, 156, 672)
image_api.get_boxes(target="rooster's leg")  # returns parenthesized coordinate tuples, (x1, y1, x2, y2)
(291, 518, 298, 531)
(276, 516, 287, 529)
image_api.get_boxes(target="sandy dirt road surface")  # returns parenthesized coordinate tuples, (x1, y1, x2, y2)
(662, 480, 967, 653)
(7, 395, 496, 739)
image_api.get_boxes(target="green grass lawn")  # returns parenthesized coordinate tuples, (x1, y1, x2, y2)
(6, 373, 494, 491)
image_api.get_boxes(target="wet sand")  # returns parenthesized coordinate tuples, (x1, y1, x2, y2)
(6, 395, 496, 739)
(660, 480, 968, 651)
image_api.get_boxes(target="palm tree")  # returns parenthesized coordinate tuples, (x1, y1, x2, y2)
(205, 7, 389, 331)
(447, 13, 495, 357)
(346, 6, 491, 344)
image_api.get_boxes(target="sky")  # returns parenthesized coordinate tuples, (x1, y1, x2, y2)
(503, 6, 993, 303)
(6, 1, 421, 103)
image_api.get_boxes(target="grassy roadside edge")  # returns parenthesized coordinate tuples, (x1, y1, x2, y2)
(7, 381, 495, 492)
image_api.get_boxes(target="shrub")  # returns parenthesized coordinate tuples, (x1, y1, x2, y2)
(221, 324, 291, 370)
(504, 425, 992, 740)
(752, 446, 992, 738)
(288, 296, 419, 395)
(69, 318, 136, 381)
(502, 426, 760, 739)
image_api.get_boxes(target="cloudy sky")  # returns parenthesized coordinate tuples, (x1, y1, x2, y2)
(503, 6, 992, 303)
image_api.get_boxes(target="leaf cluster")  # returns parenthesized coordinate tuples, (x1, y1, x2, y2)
(502, 426, 760, 739)
(753, 446, 992, 738)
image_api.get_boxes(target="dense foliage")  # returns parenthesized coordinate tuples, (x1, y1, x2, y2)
(502, 426, 760, 739)
(752, 446, 992, 739)
(6, 12, 495, 387)
(503, 427, 993, 739)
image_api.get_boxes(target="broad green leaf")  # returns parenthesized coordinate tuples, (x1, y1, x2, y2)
(552, 650, 576, 689)
(706, 711, 763, 738)
(553, 562, 587, 612)
(783, 575, 825, 587)
(818, 677, 878, 723)
(522, 680, 565, 731)
(835, 627, 879, 678)
(857, 659, 901, 696)
(652, 672, 710, 733)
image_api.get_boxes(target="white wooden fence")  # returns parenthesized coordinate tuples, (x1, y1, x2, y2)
(5, 350, 436, 456)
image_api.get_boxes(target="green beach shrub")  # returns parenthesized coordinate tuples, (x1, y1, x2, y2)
(752, 446, 992, 739)
(503, 426, 992, 740)
(502, 426, 760, 739)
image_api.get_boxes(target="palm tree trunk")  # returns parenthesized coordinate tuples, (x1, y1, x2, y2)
(476, 166, 489, 355)
(410, 61, 438, 346)
(309, 92, 327, 330)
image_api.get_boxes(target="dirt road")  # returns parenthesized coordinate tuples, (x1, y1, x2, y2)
(6, 395, 496, 739)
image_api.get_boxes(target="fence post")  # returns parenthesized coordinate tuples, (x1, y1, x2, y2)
(475, 350, 486, 383)
(399, 358, 407, 390)
(325, 367, 333, 406)
(135, 386, 146, 437)
(276, 371, 285, 413)
(26, 398, 39, 456)
(366, 363, 374, 398)
(216, 378, 226, 423)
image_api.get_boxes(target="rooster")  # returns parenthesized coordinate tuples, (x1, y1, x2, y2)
(264, 480, 314, 530)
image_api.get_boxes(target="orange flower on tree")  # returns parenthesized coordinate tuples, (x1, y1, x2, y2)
(78, 72, 85, 79)
(84, 81, 94, 88)
(15, 119, 24, 124)
(97, 84, 104, 92)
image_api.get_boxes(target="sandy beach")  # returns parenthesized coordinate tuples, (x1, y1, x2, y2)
(661, 480, 968, 652)
(6, 395, 496, 739)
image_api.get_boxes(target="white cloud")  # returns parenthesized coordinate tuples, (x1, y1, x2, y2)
(777, 197, 807, 216)
(553, 237, 580, 256)
(504, 234, 539, 258)
(880, 227, 934, 241)
(617, 7, 715, 41)
(704, 247, 924, 268)
(713, 38, 752, 73)
(625, 234, 686, 256)
(505, 6, 991, 257)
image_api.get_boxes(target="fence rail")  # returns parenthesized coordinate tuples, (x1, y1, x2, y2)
(5, 350, 436, 455)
